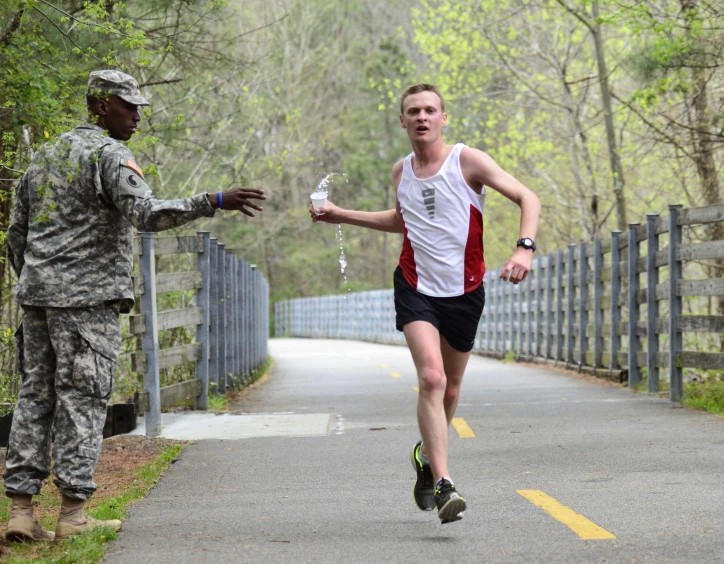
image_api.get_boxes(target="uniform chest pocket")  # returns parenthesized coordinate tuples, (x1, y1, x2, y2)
(72, 326, 118, 399)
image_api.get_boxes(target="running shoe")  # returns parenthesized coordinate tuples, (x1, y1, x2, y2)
(435, 478, 466, 524)
(410, 441, 435, 511)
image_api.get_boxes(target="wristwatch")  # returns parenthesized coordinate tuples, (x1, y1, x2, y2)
(516, 237, 536, 252)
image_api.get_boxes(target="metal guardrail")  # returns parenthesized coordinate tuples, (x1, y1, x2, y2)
(130, 232, 269, 436)
(275, 203, 724, 402)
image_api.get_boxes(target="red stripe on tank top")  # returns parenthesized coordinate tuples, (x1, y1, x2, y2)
(464, 204, 485, 293)
(399, 218, 418, 289)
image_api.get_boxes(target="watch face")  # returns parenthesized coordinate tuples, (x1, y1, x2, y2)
(517, 238, 535, 250)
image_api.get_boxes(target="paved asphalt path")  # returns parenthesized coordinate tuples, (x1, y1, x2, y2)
(104, 338, 723, 564)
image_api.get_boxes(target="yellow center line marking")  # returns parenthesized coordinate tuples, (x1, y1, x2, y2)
(412, 386, 419, 392)
(363, 356, 371, 361)
(390, 372, 402, 379)
(451, 418, 476, 438)
(380, 364, 389, 369)
(516, 490, 616, 540)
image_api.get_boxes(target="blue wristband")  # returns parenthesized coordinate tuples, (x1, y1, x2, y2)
(217, 191, 223, 209)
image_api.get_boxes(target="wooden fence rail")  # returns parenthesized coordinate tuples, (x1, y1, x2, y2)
(127, 231, 269, 436)
(275, 203, 724, 401)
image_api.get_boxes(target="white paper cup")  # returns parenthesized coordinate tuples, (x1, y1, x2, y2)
(311, 192, 328, 214)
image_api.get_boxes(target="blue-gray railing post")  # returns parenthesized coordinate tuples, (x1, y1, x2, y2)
(579, 243, 588, 369)
(138, 233, 161, 437)
(236, 255, 242, 381)
(259, 270, 265, 366)
(485, 275, 492, 352)
(647, 214, 660, 392)
(526, 265, 533, 356)
(255, 271, 260, 364)
(264, 277, 269, 360)
(501, 274, 508, 353)
(628, 223, 641, 388)
(209, 238, 219, 391)
(518, 266, 525, 354)
(250, 265, 257, 376)
(225, 251, 236, 386)
(508, 284, 518, 353)
(567, 245, 575, 365)
(593, 239, 603, 369)
(254, 266, 260, 369)
(231, 254, 239, 383)
(195, 232, 211, 410)
(668, 205, 683, 401)
(610, 231, 622, 374)
(247, 261, 254, 379)
(555, 250, 564, 361)
(261, 277, 267, 360)
(545, 254, 554, 359)
(217, 244, 227, 394)
(535, 256, 543, 356)
(499, 273, 505, 353)
(236, 259, 244, 382)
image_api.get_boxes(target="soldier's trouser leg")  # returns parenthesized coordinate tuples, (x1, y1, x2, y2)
(4, 307, 56, 497)
(49, 304, 120, 501)
(3, 304, 120, 501)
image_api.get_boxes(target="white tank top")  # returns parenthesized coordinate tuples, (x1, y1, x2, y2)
(397, 143, 486, 297)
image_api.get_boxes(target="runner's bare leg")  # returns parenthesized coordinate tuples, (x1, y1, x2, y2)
(440, 335, 472, 424)
(403, 321, 449, 482)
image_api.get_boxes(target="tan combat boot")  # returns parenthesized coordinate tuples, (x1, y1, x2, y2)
(54, 496, 122, 541)
(5, 494, 56, 542)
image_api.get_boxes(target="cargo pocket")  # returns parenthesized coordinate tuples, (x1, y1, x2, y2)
(71, 325, 118, 399)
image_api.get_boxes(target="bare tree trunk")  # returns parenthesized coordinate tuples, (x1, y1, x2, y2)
(591, 1, 627, 231)
(680, 0, 724, 341)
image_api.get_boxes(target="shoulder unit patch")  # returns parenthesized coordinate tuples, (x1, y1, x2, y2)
(126, 158, 144, 178)
(119, 165, 151, 198)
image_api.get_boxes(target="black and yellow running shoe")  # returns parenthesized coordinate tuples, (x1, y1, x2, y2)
(410, 441, 435, 511)
(435, 478, 466, 524)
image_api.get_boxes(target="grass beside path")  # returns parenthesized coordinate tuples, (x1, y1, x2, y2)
(0, 436, 187, 563)
(630, 375, 724, 416)
(683, 379, 724, 416)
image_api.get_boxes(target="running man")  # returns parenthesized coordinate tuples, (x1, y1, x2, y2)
(311, 83, 540, 523)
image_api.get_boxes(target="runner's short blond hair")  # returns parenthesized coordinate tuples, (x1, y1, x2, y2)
(400, 84, 446, 114)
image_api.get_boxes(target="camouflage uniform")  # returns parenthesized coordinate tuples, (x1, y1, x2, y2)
(4, 70, 216, 500)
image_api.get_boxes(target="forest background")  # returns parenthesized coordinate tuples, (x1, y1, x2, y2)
(0, 0, 722, 400)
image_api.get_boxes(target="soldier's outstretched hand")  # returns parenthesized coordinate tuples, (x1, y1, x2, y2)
(209, 188, 266, 216)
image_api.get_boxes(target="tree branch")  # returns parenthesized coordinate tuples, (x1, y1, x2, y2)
(1, 6, 26, 46)
(554, 0, 594, 33)
(139, 78, 184, 88)
(610, 90, 695, 159)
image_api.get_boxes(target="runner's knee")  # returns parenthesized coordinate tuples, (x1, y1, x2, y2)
(418, 368, 446, 394)
(443, 386, 459, 407)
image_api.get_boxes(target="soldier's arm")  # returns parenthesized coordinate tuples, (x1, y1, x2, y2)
(98, 146, 216, 232)
(6, 174, 30, 275)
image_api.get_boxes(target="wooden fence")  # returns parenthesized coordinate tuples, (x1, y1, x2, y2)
(128, 231, 269, 436)
(275, 203, 724, 401)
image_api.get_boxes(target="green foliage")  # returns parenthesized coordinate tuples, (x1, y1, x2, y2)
(207, 390, 230, 412)
(684, 379, 724, 416)
(0, 326, 18, 413)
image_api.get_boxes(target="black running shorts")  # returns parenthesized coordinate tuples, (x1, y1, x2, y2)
(393, 266, 485, 353)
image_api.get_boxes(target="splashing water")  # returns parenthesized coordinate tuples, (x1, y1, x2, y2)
(315, 172, 347, 195)
(337, 219, 350, 296)
(316, 173, 350, 296)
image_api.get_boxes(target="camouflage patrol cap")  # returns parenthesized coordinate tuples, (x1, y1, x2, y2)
(87, 70, 150, 106)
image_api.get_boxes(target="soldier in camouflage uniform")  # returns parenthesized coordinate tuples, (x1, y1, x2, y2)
(3, 70, 266, 542)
